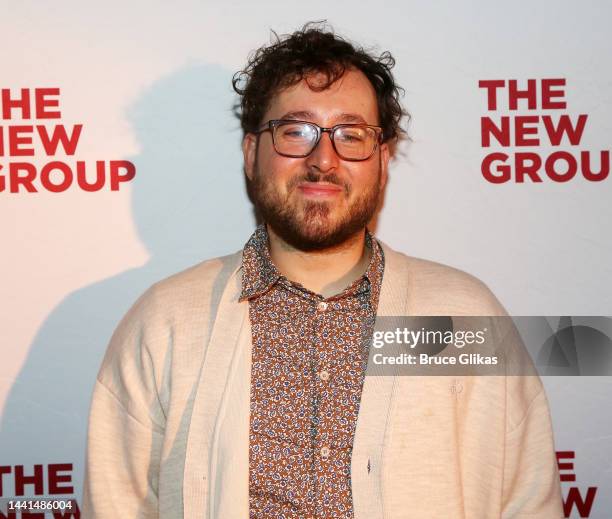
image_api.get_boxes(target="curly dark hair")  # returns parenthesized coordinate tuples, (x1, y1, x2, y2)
(232, 22, 408, 144)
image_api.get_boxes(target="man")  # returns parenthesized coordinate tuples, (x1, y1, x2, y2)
(83, 24, 563, 518)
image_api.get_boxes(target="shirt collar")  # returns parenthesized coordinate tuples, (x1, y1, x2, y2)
(239, 224, 384, 303)
(239, 224, 282, 301)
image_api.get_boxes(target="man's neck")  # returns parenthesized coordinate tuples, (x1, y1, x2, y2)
(266, 224, 371, 298)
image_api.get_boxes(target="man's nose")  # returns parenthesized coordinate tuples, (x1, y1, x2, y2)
(305, 131, 339, 172)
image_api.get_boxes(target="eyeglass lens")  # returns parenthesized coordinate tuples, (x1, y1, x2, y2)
(273, 121, 378, 160)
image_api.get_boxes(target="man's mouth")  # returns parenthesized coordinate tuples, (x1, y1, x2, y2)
(297, 181, 344, 198)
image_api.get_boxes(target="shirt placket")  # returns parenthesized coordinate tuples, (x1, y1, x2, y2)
(311, 297, 328, 518)
(310, 296, 353, 518)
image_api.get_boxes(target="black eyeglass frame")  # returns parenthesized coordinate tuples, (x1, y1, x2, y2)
(254, 119, 384, 162)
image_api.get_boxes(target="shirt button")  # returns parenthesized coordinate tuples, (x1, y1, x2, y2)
(318, 370, 330, 381)
(320, 446, 330, 458)
(317, 301, 328, 312)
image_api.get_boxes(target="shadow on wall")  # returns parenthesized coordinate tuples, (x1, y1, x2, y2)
(0, 63, 254, 501)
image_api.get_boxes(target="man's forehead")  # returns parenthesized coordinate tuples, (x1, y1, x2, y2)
(266, 69, 379, 123)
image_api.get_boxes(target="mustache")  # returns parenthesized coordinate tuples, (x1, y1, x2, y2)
(287, 170, 351, 195)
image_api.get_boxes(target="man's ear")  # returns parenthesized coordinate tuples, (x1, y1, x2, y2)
(242, 133, 258, 181)
(379, 142, 390, 191)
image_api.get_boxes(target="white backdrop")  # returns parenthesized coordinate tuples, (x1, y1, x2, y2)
(1, 1, 611, 516)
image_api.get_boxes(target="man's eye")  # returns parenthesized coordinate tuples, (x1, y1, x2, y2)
(339, 132, 365, 143)
(281, 126, 312, 139)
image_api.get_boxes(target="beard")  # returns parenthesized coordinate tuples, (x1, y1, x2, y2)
(250, 160, 383, 251)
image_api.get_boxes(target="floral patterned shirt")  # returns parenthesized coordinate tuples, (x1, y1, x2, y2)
(240, 224, 384, 518)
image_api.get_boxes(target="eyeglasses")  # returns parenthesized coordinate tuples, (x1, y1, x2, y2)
(255, 119, 383, 162)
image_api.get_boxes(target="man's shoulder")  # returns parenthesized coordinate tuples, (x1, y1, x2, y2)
(381, 242, 507, 316)
(101, 251, 242, 367)
(152, 251, 242, 298)
(126, 251, 242, 323)
(402, 253, 494, 297)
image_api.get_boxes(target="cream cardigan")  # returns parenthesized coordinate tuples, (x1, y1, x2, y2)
(83, 243, 564, 518)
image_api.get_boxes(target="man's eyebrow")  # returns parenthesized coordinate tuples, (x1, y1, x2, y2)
(335, 113, 368, 124)
(280, 111, 315, 120)
(279, 111, 369, 124)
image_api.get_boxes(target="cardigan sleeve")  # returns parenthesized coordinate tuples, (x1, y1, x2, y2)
(82, 286, 168, 519)
(501, 388, 564, 519)
(82, 380, 163, 518)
